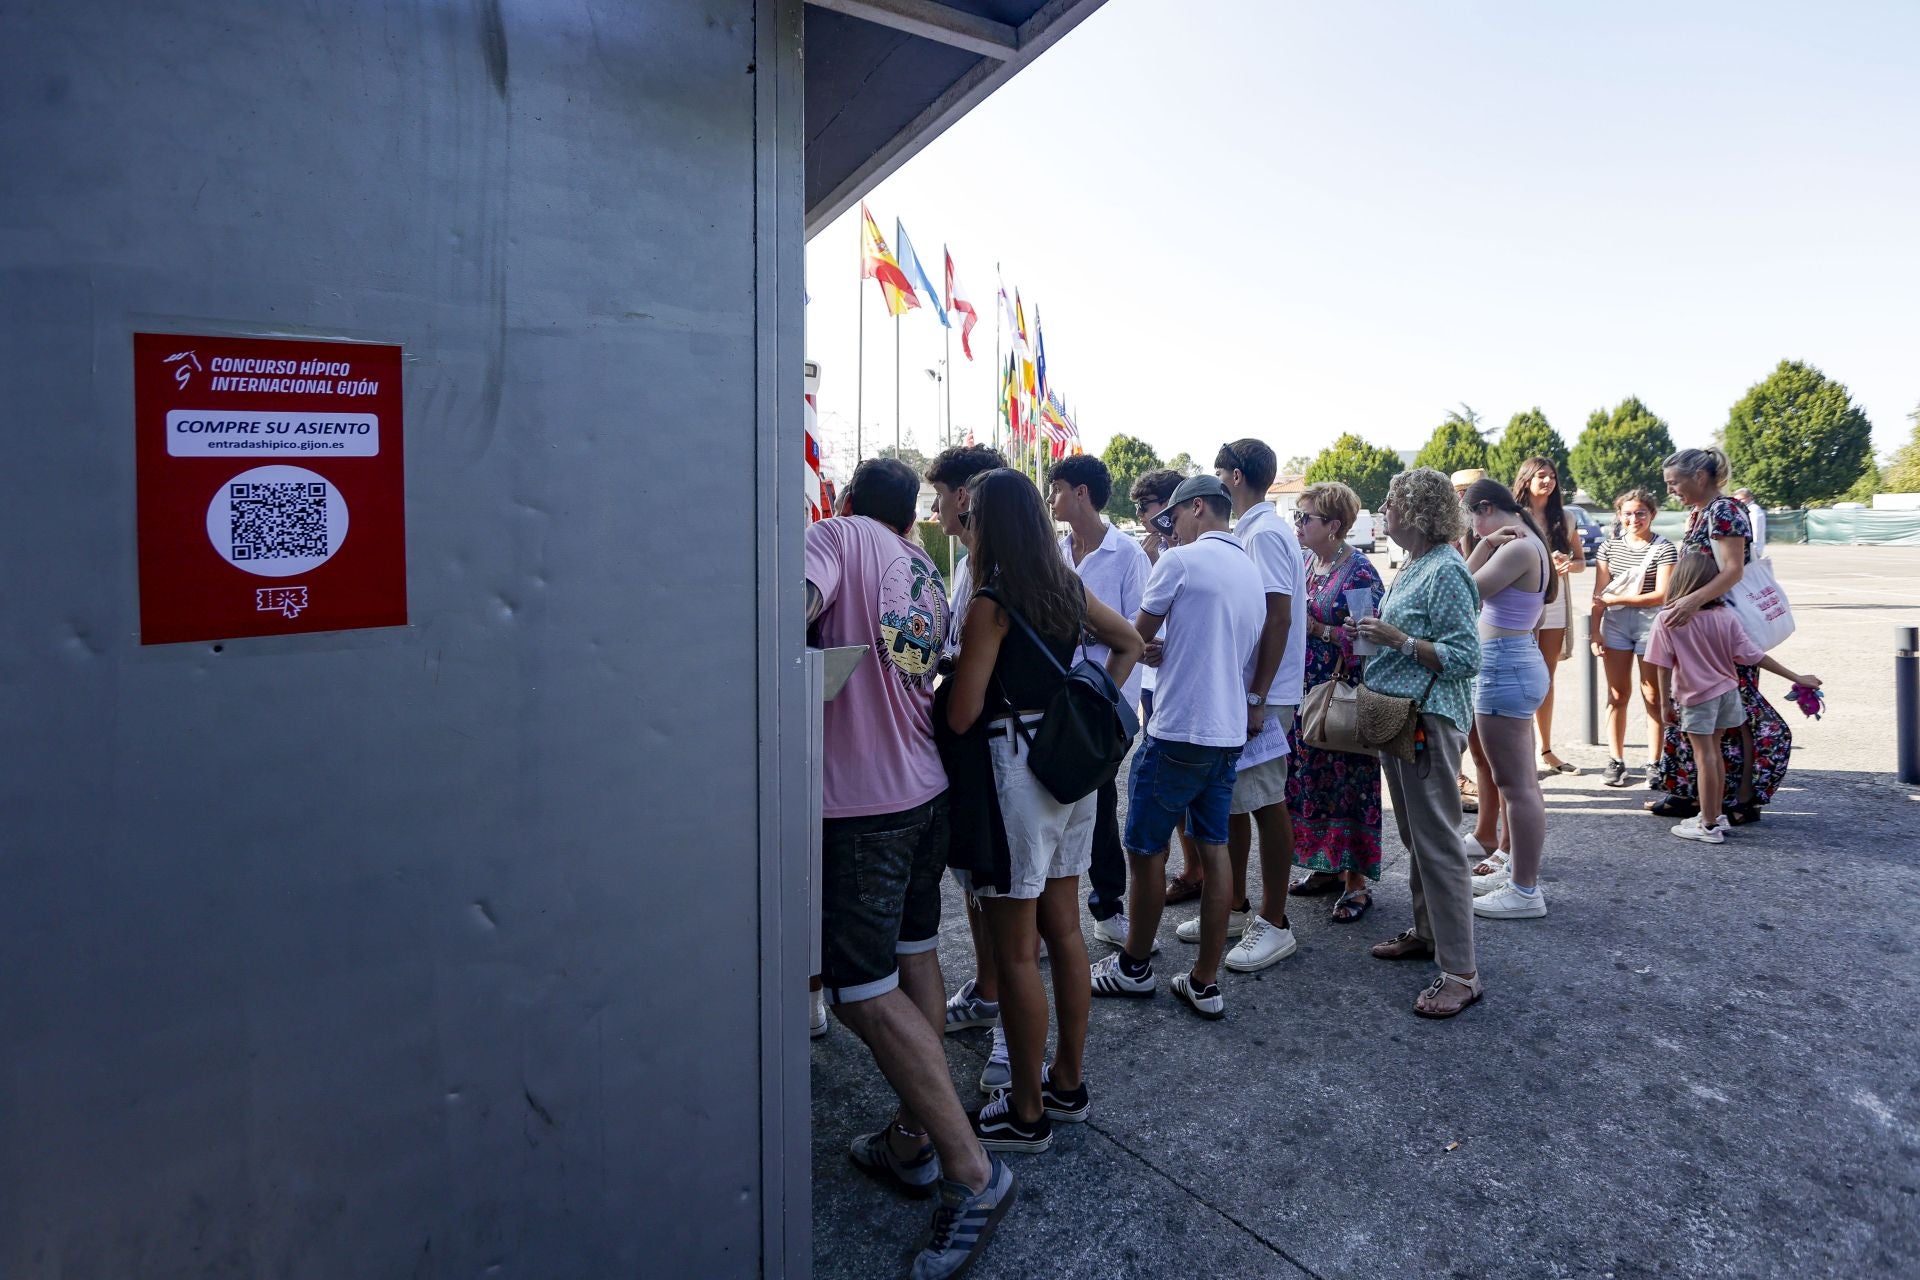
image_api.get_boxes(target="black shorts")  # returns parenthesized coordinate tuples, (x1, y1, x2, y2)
(820, 792, 948, 1005)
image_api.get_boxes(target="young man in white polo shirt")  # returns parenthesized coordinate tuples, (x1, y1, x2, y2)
(1089, 475, 1263, 1019)
(1046, 455, 1151, 952)
(1190, 437, 1307, 972)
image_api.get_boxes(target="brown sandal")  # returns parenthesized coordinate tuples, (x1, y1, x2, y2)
(1165, 872, 1204, 905)
(1369, 928, 1435, 961)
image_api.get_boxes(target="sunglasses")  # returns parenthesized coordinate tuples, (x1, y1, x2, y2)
(1218, 442, 1247, 476)
(1291, 510, 1329, 527)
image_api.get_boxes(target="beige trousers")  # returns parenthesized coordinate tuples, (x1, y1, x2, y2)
(1379, 715, 1478, 976)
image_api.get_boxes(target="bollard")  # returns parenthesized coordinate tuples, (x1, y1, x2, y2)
(1899, 626, 1920, 786)
(1582, 611, 1601, 747)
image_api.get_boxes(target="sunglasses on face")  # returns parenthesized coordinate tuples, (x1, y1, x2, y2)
(1291, 510, 1327, 527)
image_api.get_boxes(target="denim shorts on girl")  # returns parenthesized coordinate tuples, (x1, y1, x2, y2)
(1600, 605, 1658, 655)
(1475, 634, 1550, 719)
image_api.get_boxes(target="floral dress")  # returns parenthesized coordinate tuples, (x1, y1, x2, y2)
(1649, 496, 1792, 807)
(1285, 549, 1385, 880)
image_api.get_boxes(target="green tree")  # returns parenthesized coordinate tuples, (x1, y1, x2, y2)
(1304, 433, 1404, 511)
(1568, 396, 1674, 507)
(1282, 454, 1313, 477)
(876, 443, 930, 479)
(1413, 408, 1490, 476)
(1167, 451, 1201, 478)
(1101, 433, 1163, 519)
(1486, 407, 1570, 486)
(1725, 359, 1875, 508)
(1882, 404, 1920, 494)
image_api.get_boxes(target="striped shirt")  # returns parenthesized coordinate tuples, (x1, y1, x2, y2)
(1597, 534, 1678, 601)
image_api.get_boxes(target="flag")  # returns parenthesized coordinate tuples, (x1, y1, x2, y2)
(895, 219, 946, 327)
(1034, 308, 1049, 406)
(1015, 292, 1036, 402)
(860, 203, 919, 317)
(945, 248, 978, 360)
(998, 279, 1021, 353)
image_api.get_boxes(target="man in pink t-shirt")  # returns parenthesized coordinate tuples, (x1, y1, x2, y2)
(805, 458, 1009, 1266)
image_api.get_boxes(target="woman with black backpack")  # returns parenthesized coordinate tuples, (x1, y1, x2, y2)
(944, 467, 1142, 1155)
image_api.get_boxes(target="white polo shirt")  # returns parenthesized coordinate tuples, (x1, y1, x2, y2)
(1233, 501, 1307, 707)
(1058, 521, 1150, 702)
(945, 553, 972, 650)
(1138, 530, 1264, 748)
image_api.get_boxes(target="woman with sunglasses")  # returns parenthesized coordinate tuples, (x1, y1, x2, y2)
(1589, 489, 1677, 787)
(1513, 457, 1584, 775)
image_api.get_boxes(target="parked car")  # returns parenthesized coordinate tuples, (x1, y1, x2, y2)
(1346, 508, 1376, 553)
(1386, 506, 1603, 570)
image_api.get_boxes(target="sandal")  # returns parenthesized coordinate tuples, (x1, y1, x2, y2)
(1539, 751, 1578, 776)
(1289, 871, 1342, 897)
(1471, 849, 1508, 879)
(1646, 796, 1698, 819)
(1724, 803, 1761, 827)
(1165, 871, 1204, 905)
(1458, 774, 1479, 814)
(1331, 889, 1372, 923)
(1414, 971, 1484, 1019)
(1370, 928, 1435, 961)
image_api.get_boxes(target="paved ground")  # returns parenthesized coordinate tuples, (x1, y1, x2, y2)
(812, 545, 1920, 1279)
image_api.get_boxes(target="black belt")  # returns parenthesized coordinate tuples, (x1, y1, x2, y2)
(985, 712, 1044, 739)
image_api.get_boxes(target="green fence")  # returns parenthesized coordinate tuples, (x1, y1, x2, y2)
(1645, 507, 1920, 546)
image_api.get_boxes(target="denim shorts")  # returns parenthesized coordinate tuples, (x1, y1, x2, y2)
(1600, 606, 1658, 656)
(820, 792, 948, 1006)
(1679, 688, 1743, 734)
(1475, 634, 1550, 719)
(1122, 735, 1240, 854)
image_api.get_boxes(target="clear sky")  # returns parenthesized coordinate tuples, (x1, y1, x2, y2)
(804, 0, 1919, 484)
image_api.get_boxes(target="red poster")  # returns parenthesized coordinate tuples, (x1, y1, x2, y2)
(134, 333, 407, 644)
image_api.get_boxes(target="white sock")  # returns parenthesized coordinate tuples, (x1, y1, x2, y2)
(1511, 882, 1539, 896)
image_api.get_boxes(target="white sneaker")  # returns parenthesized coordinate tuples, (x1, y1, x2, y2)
(1473, 882, 1547, 919)
(1171, 972, 1224, 1020)
(1223, 915, 1298, 972)
(1176, 907, 1248, 943)
(1471, 864, 1511, 897)
(1671, 816, 1726, 845)
(809, 988, 829, 1039)
(1092, 912, 1159, 954)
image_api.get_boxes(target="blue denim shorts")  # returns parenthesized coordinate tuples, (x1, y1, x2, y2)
(1122, 735, 1240, 854)
(1475, 634, 1550, 719)
(1600, 605, 1657, 655)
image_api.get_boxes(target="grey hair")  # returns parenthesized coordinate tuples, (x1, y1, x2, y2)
(1663, 446, 1728, 486)
(1386, 467, 1467, 546)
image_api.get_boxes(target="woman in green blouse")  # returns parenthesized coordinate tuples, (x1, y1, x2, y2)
(1348, 467, 1486, 1019)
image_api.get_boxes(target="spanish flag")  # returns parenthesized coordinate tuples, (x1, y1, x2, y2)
(860, 204, 920, 317)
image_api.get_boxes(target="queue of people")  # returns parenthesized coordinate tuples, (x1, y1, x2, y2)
(804, 440, 1821, 1278)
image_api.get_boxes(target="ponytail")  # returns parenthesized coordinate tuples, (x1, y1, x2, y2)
(1663, 447, 1729, 489)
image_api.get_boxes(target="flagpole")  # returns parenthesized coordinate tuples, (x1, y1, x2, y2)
(893, 314, 901, 458)
(943, 326, 952, 448)
(855, 220, 865, 465)
(992, 268, 1002, 452)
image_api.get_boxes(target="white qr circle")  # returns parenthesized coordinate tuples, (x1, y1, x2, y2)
(206, 464, 350, 578)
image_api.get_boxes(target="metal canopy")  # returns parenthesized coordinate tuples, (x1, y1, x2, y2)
(803, 0, 1108, 235)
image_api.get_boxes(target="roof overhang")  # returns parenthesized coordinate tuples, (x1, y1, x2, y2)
(803, 0, 1109, 236)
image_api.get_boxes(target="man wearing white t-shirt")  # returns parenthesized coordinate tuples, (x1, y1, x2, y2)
(1047, 455, 1151, 951)
(1200, 438, 1305, 972)
(1089, 474, 1263, 1020)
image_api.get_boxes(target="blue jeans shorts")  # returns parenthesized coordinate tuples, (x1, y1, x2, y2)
(1475, 634, 1550, 719)
(1122, 735, 1240, 854)
(1600, 605, 1658, 655)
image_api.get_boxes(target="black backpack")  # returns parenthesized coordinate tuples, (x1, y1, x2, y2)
(981, 588, 1140, 804)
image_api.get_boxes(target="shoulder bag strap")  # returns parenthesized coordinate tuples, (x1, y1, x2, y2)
(976, 586, 1069, 755)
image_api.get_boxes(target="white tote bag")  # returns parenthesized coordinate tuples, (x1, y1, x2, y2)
(1728, 556, 1794, 651)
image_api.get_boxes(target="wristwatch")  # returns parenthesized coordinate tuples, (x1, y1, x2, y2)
(1399, 635, 1419, 657)
(1246, 692, 1264, 707)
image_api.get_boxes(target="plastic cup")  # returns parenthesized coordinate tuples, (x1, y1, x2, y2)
(1345, 588, 1378, 654)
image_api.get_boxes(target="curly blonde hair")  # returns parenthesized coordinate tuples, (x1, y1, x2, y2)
(1299, 481, 1360, 539)
(1386, 467, 1466, 546)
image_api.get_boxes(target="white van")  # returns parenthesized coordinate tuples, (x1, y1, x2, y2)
(1347, 509, 1376, 553)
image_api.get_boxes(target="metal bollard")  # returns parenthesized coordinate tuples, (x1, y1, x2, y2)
(1899, 626, 1920, 786)
(1582, 611, 1601, 747)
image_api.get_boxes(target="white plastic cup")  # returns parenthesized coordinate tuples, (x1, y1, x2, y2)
(1346, 588, 1378, 654)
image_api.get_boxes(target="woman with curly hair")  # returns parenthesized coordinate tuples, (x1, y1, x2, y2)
(1348, 468, 1485, 1018)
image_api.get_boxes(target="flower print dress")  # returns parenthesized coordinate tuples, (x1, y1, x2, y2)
(1285, 549, 1385, 879)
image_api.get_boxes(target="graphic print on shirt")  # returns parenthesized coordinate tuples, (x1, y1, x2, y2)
(878, 553, 948, 687)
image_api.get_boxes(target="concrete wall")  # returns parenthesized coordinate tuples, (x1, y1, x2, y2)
(0, 1, 809, 1275)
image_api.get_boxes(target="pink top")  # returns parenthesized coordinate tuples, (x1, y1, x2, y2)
(1644, 605, 1764, 707)
(805, 515, 950, 818)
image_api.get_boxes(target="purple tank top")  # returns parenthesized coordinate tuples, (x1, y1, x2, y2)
(1481, 535, 1548, 629)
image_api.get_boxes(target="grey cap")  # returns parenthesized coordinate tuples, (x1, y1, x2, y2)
(1167, 474, 1230, 507)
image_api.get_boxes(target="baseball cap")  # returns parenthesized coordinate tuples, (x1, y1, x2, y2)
(1150, 474, 1231, 533)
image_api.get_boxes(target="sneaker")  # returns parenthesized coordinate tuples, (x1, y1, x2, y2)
(969, 1091, 1052, 1153)
(1671, 816, 1725, 844)
(1175, 906, 1248, 943)
(1223, 915, 1297, 972)
(1039, 1064, 1090, 1123)
(849, 1126, 942, 1199)
(1602, 758, 1631, 788)
(977, 1023, 1011, 1095)
(1089, 952, 1156, 998)
(908, 1156, 1016, 1280)
(1471, 863, 1511, 897)
(1473, 882, 1548, 919)
(809, 988, 829, 1040)
(1091, 912, 1159, 953)
(1170, 971, 1224, 1020)
(944, 978, 1000, 1033)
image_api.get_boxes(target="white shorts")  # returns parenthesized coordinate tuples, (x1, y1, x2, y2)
(1229, 753, 1290, 815)
(1538, 587, 1568, 631)
(974, 715, 1097, 900)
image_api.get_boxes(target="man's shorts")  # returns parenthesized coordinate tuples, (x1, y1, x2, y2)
(1122, 735, 1240, 854)
(1229, 754, 1290, 815)
(1678, 688, 1743, 735)
(820, 792, 948, 1006)
(1600, 605, 1658, 656)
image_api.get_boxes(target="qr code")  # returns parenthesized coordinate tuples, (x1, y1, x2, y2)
(230, 481, 329, 561)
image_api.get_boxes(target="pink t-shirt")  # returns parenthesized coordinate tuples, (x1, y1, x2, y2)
(1644, 605, 1763, 706)
(805, 515, 950, 818)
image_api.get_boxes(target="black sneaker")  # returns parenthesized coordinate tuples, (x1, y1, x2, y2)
(969, 1092, 1053, 1153)
(1039, 1065, 1090, 1123)
(848, 1126, 942, 1199)
(1602, 758, 1631, 788)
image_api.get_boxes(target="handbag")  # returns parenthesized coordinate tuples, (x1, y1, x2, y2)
(1300, 679, 1368, 756)
(980, 589, 1140, 805)
(1355, 672, 1439, 764)
(1726, 555, 1794, 651)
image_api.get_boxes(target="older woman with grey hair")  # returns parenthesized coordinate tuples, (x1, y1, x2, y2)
(1347, 468, 1485, 1018)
